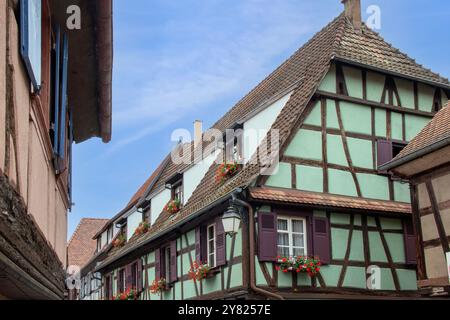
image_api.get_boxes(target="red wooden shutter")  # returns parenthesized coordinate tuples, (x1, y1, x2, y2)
(377, 139, 393, 169)
(137, 259, 143, 291)
(313, 217, 331, 264)
(155, 248, 161, 279)
(170, 240, 177, 283)
(215, 217, 226, 267)
(258, 212, 277, 262)
(403, 219, 417, 265)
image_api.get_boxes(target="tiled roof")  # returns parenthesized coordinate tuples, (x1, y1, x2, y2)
(387, 102, 450, 165)
(249, 187, 411, 215)
(67, 218, 109, 268)
(97, 12, 449, 269)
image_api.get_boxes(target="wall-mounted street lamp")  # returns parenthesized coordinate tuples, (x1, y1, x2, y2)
(221, 205, 241, 237)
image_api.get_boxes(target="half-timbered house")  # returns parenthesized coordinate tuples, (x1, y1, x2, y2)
(381, 102, 450, 297)
(95, 0, 449, 300)
(0, 0, 113, 299)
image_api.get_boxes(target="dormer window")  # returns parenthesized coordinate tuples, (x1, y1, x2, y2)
(172, 179, 183, 204)
(224, 124, 243, 163)
(96, 237, 101, 252)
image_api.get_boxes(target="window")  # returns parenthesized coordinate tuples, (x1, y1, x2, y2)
(277, 217, 307, 257)
(224, 126, 243, 163)
(377, 139, 407, 170)
(104, 275, 111, 300)
(172, 180, 183, 204)
(142, 207, 151, 224)
(207, 224, 216, 267)
(96, 238, 101, 252)
(118, 268, 126, 293)
(107, 226, 113, 244)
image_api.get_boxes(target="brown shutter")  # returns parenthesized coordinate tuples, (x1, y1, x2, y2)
(170, 240, 177, 283)
(258, 212, 277, 262)
(137, 259, 143, 291)
(155, 248, 161, 279)
(377, 139, 393, 170)
(195, 227, 202, 263)
(216, 217, 226, 267)
(313, 217, 331, 264)
(125, 264, 132, 290)
(403, 219, 417, 265)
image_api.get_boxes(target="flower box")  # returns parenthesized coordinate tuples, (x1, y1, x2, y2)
(133, 222, 150, 236)
(275, 256, 321, 278)
(150, 278, 168, 295)
(188, 261, 214, 282)
(164, 199, 181, 215)
(216, 162, 239, 184)
(112, 234, 126, 248)
(112, 288, 140, 300)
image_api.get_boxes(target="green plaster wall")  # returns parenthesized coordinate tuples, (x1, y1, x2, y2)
(343, 266, 366, 289)
(374, 108, 387, 137)
(368, 231, 388, 262)
(327, 134, 348, 166)
(394, 78, 415, 109)
(397, 269, 418, 291)
(266, 162, 291, 189)
(343, 66, 363, 99)
(319, 265, 342, 287)
(285, 129, 322, 160)
(357, 173, 389, 200)
(304, 101, 322, 126)
(318, 64, 336, 93)
(296, 165, 323, 193)
(347, 137, 373, 169)
(366, 71, 385, 103)
(394, 181, 411, 203)
(330, 212, 351, 225)
(326, 99, 339, 129)
(328, 168, 357, 197)
(380, 217, 403, 230)
(418, 83, 435, 112)
(331, 228, 349, 260)
(339, 102, 372, 135)
(349, 230, 365, 262)
(391, 112, 403, 141)
(385, 233, 406, 263)
(379, 268, 396, 291)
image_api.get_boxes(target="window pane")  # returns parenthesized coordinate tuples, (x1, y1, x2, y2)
(209, 239, 215, 253)
(277, 246, 289, 257)
(208, 226, 214, 240)
(293, 234, 304, 247)
(293, 247, 305, 257)
(292, 219, 303, 233)
(277, 219, 288, 231)
(278, 233, 289, 247)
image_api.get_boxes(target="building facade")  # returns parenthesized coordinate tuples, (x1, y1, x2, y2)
(381, 102, 450, 297)
(0, 0, 112, 299)
(92, 0, 449, 300)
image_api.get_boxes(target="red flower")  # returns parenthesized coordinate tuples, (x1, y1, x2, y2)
(275, 266, 280, 271)
(282, 258, 287, 263)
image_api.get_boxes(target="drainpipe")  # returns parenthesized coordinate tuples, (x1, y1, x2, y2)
(231, 190, 284, 300)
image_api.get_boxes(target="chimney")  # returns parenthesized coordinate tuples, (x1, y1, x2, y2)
(194, 120, 203, 147)
(342, 0, 362, 32)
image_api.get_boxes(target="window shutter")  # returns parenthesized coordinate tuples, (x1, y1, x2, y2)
(137, 259, 143, 291)
(52, 26, 61, 156)
(195, 227, 201, 263)
(116, 271, 120, 294)
(403, 219, 417, 265)
(257, 212, 277, 262)
(377, 139, 393, 170)
(170, 240, 177, 283)
(215, 217, 226, 267)
(57, 33, 69, 171)
(313, 217, 331, 264)
(155, 248, 161, 279)
(126, 265, 133, 290)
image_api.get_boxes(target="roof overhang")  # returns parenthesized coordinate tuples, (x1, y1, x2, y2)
(50, 0, 113, 143)
(379, 137, 450, 177)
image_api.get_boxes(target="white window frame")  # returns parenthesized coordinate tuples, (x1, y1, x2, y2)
(207, 223, 216, 268)
(277, 216, 308, 257)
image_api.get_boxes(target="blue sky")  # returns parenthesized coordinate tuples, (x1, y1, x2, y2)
(68, 0, 450, 238)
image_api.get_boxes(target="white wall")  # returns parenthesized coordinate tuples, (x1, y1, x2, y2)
(127, 209, 142, 240)
(183, 150, 220, 205)
(150, 189, 171, 225)
(243, 92, 292, 163)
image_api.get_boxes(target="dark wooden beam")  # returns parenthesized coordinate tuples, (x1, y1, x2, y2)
(425, 181, 450, 253)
